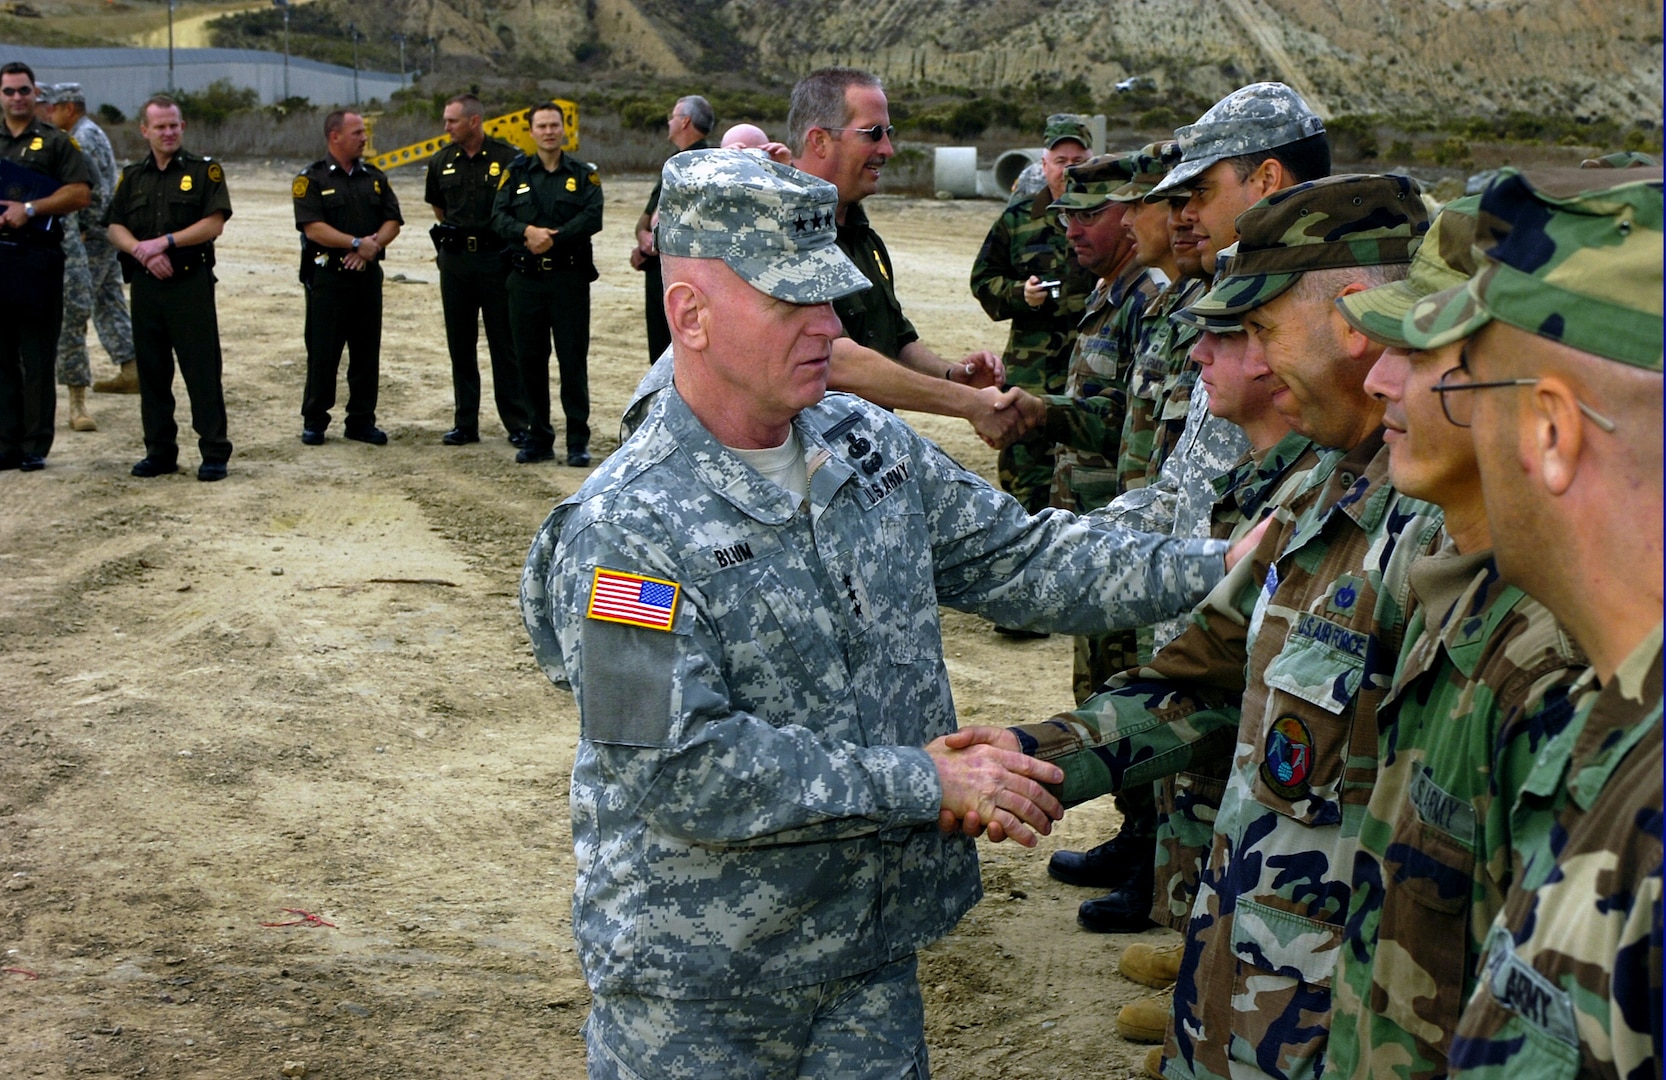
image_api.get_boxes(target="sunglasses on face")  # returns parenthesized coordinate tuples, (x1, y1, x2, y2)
(1, 86, 35, 97)
(825, 124, 896, 143)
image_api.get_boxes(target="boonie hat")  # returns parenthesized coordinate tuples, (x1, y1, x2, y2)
(1108, 140, 1181, 203)
(1336, 195, 1481, 349)
(1048, 152, 1137, 212)
(1044, 113, 1093, 151)
(1182, 173, 1427, 320)
(1149, 82, 1326, 199)
(1403, 168, 1664, 370)
(655, 148, 871, 304)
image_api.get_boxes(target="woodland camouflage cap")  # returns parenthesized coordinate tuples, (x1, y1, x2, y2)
(1048, 151, 1138, 212)
(1336, 195, 1481, 348)
(1108, 140, 1181, 202)
(1184, 173, 1427, 319)
(656, 148, 871, 304)
(1044, 113, 1093, 150)
(1404, 168, 1664, 370)
(1149, 82, 1326, 198)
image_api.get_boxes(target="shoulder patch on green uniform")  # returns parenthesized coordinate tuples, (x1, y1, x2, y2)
(292, 176, 309, 198)
(207, 162, 223, 183)
(588, 171, 601, 186)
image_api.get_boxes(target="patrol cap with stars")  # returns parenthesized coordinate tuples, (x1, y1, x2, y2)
(1043, 113, 1093, 151)
(1048, 151, 1138, 212)
(1148, 82, 1326, 199)
(1181, 172, 1427, 321)
(1336, 195, 1481, 349)
(1403, 168, 1664, 371)
(655, 148, 871, 305)
(1108, 140, 1181, 203)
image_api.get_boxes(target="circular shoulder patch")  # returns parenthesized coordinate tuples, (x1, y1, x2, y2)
(207, 163, 224, 183)
(292, 176, 309, 198)
(588, 171, 600, 186)
(1259, 714, 1314, 799)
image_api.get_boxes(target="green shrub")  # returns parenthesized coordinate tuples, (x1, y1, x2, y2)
(174, 79, 260, 126)
(96, 103, 125, 125)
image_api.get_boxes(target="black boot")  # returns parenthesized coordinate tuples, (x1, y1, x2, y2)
(1047, 831, 1150, 890)
(1076, 845, 1157, 934)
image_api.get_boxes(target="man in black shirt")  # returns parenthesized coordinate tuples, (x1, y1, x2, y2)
(424, 93, 529, 448)
(103, 94, 234, 481)
(0, 60, 91, 471)
(292, 109, 403, 446)
(631, 93, 711, 363)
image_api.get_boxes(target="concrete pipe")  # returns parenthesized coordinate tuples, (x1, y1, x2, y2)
(994, 148, 1043, 194)
(933, 146, 980, 199)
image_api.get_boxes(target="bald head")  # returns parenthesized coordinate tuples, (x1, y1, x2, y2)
(720, 123, 771, 150)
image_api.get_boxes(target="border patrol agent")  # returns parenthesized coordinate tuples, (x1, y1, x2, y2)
(520, 148, 1235, 1079)
(0, 60, 90, 471)
(425, 92, 529, 448)
(293, 109, 403, 446)
(492, 101, 602, 466)
(103, 93, 234, 481)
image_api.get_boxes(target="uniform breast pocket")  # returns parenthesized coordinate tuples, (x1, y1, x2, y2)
(722, 566, 851, 716)
(165, 193, 199, 224)
(1255, 628, 1366, 825)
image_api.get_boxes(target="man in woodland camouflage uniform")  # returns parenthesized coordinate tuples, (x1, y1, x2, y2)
(48, 83, 135, 429)
(519, 149, 1239, 1079)
(969, 113, 1095, 513)
(1322, 194, 1588, 1080)
(1403, 168, 1663, 1080)
(955, 174, 1438, 1080)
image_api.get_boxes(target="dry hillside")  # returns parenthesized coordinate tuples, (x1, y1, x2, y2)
(348, 0, 1660, 123)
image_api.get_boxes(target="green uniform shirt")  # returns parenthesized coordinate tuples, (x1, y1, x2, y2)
(104, 148, 233, 243)
(292, 155, 403, 246)
(491, 150, 603, 270)
(969, 188, 1096, 395)
(1328, 546, 1585, 1080)
(423, 135, 517, 231)
(0, 116, 90, 248)
(832, 203, 918, 360)
(1117, 277, 1206, 494)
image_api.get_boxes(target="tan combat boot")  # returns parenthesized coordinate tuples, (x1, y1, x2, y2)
(1119, 939, 1184, 989)
(1144, 1046, 1165, 1079)
(68, 385, 97, 431)
(1116, 986, 1172, 1043)
(92, 362, 139, 394)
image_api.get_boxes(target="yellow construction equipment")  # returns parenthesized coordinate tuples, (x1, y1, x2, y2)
(366, 98, 579, 172)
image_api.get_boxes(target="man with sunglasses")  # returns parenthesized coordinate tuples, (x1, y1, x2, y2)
(1317, 195, 1587, 1080)
(1402, 168, 1663, 1080)
(784, 68, 1029, 442)
(0, 61, 91, 471)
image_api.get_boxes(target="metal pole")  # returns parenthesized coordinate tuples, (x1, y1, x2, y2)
(282, 2, 290, 101)
(393, 33, 406, 85)
(349, 22, 359, 107)
(425, 36, 437, 76)
(167, 0, 176, 93)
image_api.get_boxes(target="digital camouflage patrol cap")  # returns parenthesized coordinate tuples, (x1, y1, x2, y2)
(51, 82, 85, 106)
(32, 83, 54, 105)
(655, 148, 871, 304)
(1044, 113, 1093, 151)
(1403, 168, 1664, 370)
(1108, 140, 1181, 203)
(1336, 195, 1481, 349)
(1049, 151, 1138, 212)
(1183, 172, 1427, 320)
(1149, 82, 1326, 198)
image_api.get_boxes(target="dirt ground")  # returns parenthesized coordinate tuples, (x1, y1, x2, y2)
(1, 167, 1173, 1079)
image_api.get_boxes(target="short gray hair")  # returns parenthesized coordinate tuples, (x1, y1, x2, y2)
(675, 95, 714, 135)
(1288, 263, 1406, 307)
(786, 67, 882, 157)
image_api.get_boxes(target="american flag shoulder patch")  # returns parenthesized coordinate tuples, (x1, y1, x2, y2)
(586, 567, 681, 632)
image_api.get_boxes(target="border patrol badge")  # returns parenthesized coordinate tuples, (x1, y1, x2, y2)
(374, 180, 381, 194)
(292, 176, 309, 198)
(565, 176, 577, 192)
(180, 174, 193, 192)
(207, 163, 223, 183)
(29, 136, 42, 151)
(489, 161, 501, 177)
(586, 568, 680, 632)
(1261, 715, 1314, 799)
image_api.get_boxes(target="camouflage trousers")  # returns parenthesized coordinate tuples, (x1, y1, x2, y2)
(996, 429, 1058, 516)
(1075, 629, 1159, 838)
(584, 953, 929, 1079)
(57, 221, 135, 386)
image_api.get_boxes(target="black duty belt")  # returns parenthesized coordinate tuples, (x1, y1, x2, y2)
(511, 248, 588, 275)
(431, 224, 503, 254)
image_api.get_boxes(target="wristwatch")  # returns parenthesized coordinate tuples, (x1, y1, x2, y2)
(22, 201, 34, 219)
(351, 236, 362, 251)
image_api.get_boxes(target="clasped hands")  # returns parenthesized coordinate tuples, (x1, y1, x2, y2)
(926, 726, 1063, 847)
(128, 235, 179, 279)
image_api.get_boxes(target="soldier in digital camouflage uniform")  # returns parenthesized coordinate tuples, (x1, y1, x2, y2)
(519, 149, 1237, 1079)
(969, 114, 1096, 513)
(1321, 194, 1589, 1080)
(967, 174, 1439, 1080)
(48, 83, 135, 429)
(1399, 168, 1663, 1080)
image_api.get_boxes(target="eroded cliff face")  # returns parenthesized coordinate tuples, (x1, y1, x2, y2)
(367, 0, 1664, 123)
